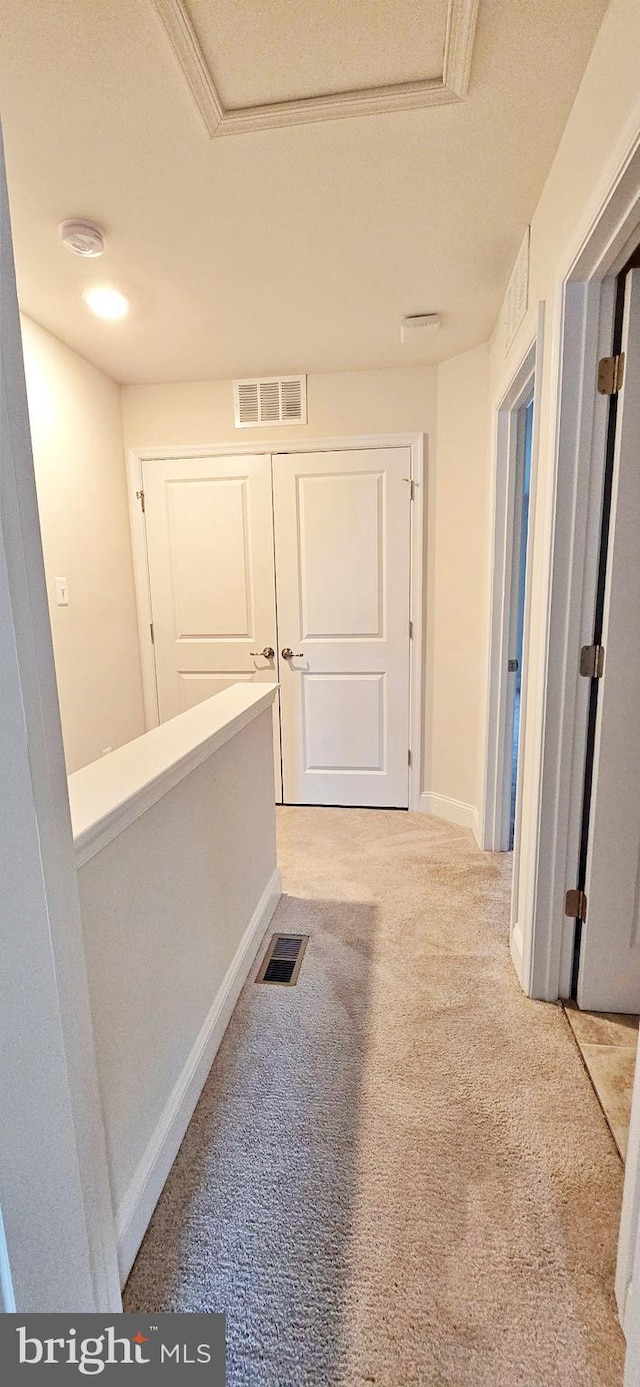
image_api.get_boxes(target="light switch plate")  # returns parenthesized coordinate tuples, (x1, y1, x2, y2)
(55, 576, 69, 606)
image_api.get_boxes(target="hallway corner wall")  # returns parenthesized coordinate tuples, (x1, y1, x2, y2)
(21, 315, 145, 772)
(422, 344, 490, 843)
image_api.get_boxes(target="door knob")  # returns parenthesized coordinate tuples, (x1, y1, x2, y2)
(281, 647, 304, 659)
(250, 646, 275, 659)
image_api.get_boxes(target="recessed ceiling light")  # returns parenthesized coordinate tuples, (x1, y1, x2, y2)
(82, 286, 130, 321)
(59, 218, 105, 258)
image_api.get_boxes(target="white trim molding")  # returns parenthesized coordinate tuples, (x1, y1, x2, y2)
(151, 0, 479, 137)
(481, 324, 542, 854)
(115, 866, 282, 1282)
(509, 919, 524, 983)
(69, 685, 277, 867)
(419, 791, 480, 842)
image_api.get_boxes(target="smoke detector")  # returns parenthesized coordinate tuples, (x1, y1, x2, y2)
(58, 218, 105, 258)
(401, 313, 441, 343)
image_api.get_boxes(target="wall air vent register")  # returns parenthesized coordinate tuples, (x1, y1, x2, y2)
(504, 227, 530, 352)
(234, 374, 307, 428)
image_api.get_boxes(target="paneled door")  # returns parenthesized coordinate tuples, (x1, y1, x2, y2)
(273, 448, 411, 807)
(142, 453, 281, 795)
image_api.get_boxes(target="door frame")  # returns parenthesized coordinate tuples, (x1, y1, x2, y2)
(575, 266, 640, 1013)
(518, 122, 640, 1005)
(481, 327, 541, 855)
(486, 111, 640, 1360)
(127, 432, 425, 810)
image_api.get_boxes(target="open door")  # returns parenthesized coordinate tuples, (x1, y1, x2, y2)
(577, 268, 640, 1011)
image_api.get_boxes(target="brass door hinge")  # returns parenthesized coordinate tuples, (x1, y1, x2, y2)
(408, 748, 412, 767)
(579, 644, 604, 679)
(150, 622, 154, 645)
(597, 353, 625, 396)
(136, 488, 145, 512)
(565, 888, 587, 923)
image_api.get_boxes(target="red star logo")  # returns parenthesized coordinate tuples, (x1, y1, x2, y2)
(132, 1332, 149, 1344)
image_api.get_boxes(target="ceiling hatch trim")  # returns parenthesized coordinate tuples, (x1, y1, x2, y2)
(151, 0, 480, 138)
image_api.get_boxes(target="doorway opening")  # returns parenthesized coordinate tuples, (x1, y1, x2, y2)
(511, 144, 640, 1346)
(508, 393, 534, 850)
(482, 331, 540, 861)
(570, 248, 640, 1012)
(559, 250, 640, 1172)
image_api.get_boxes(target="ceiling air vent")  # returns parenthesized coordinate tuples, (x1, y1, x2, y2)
(504, 227, 530, 352)
(234, 374, 307, 428)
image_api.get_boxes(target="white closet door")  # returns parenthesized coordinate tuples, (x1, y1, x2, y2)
(578, 270, 640, 1010)
(143, 454, 281, 795)
(273, 447, 411, 807)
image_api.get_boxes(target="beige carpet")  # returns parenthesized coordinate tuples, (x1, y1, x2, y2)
(125, 807, 625, 1386)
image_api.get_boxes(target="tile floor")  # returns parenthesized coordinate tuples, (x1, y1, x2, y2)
(564, 1001, 640, 1159)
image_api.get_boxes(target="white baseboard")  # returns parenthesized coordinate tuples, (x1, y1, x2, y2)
(419, 791, 481, 844)
(510, 920, 524, 987)
(115, 866, 282, 1284)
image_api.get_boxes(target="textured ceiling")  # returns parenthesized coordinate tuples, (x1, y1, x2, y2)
(0, 0, 609, 384)
(188, 0, 449, 106)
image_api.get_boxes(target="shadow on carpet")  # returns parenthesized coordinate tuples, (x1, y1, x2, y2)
(124, 894, 376, 1385)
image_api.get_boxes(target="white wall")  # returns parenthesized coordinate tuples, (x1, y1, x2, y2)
(75, 700, 280, 1280)
(485, 0, 640, 987)
(122, 361, 491, 828)
(427, 345, 490, 826)
(121, 366, 437, 446)
(21, 315, 145, 772)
